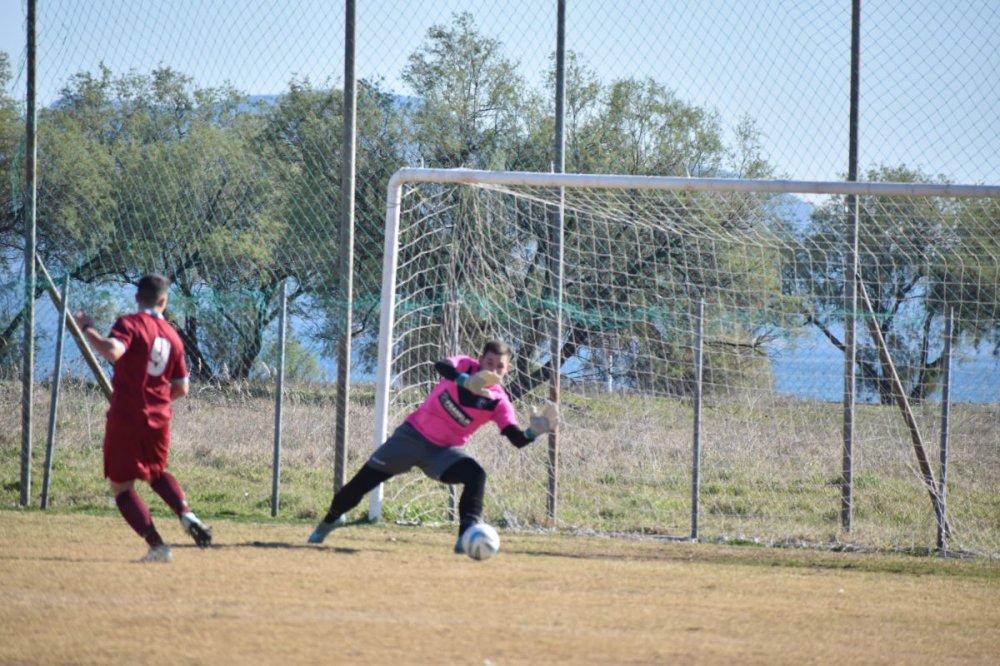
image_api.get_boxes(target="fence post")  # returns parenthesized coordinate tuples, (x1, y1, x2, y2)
(334, 0, 357, 496)
(690, 298, 705, 541)
(20, 0, 38, 508)
(271, 279, 288, 517)
(841, 0, 862, 532)
(443, 300, 460, 521)
(41, 276, 70, 509)
(546, 0, 567, 526)
(937, 307, 954, 553)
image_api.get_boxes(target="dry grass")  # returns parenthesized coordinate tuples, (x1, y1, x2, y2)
(3, 381, 999, 555)
(2, 511, 999, 665)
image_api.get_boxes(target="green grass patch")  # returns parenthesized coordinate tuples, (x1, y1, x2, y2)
(3, 381, 999, 557)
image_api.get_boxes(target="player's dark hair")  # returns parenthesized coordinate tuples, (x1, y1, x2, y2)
(481, 340, 512, 358)
(136, 273, 171, 308)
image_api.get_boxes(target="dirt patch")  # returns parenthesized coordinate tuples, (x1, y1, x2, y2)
(1, 511, 998, 665)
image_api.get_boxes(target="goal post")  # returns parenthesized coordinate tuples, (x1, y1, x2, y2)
(370, 167, 1000, 553)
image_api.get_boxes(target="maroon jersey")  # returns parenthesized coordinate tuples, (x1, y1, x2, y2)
(107, 310, 188, 430)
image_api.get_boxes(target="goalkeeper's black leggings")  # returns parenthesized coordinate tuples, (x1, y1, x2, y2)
(439, 458, 487, 534)
(324, 458, 487, 535)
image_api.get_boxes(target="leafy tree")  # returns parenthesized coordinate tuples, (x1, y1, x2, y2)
(2, 20, 791, 399)
(257, 330, 324, 383)
(402, 11, 525, 170)
(393, 19, 785, 398)
(387, 13, 532, 383)
(2, 60, 410, 380)
(0, 52, 20, 244)
(127, 113, 287, 380)
(0, 53, 26, 365)
(589, 76, 723, 177)
(506, 57, 782, 397)
(1, 65, 285, 379)
(788, 165, 998, 403)
(255, 77, 407, 371)
(928, 195, 1000, 362)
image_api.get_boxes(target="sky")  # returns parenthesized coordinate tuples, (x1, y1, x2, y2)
(2, 0, 998, 185)
(1, 1, 22, 67)
(3, 0, 998, 399)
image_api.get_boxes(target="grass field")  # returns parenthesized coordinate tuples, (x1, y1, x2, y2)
(2, 510, 999, 665)
(4, 380, 1000, 663)
(4, 380, 999, 556)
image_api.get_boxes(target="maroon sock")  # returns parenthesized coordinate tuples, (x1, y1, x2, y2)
(150, 472, 189, 517)
(115, 489, 163, 547)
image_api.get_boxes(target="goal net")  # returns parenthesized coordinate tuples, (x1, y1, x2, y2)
(371, 167, 1000, 554)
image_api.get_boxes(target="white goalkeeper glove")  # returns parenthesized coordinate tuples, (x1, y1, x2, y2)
(458, 370, 502, 397)
(526, 400, 561, 439)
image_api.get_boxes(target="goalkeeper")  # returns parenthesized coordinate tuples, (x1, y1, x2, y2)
(308, 340, 559, 553)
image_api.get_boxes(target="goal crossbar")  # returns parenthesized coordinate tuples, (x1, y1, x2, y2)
(387, 167, 1000, 199)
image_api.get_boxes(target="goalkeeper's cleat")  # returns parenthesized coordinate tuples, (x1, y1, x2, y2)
(454, 523, 474, 554)
(308, 515, 346, 544)
(139, 543, 173, 563)
(180, 511, 213, 548)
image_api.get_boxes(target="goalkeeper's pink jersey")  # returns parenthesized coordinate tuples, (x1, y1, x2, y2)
(405, 355, 518, 447)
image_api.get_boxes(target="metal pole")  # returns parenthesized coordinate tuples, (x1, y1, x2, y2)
(271, 280, 288, 517)
(20, 0, 38, 507)
(546, 0, 567, 524)
(554, 0, 566, 177)
(937, 307, 954, 553)
(334, 0, 357, 494)
(848, 0, 861, 185)
(841, 0, 862, 532)
(443, 300, 460, 521)
(857, 279, 947, 529)
(41, 276, 70, 509)
(690, 298, 704, 541)
(36, 255, 112, 399)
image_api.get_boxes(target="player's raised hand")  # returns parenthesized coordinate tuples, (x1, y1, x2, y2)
(459, 370, 502, 397)
(528, 400, 561, 437)
(73, 311, 96, 331)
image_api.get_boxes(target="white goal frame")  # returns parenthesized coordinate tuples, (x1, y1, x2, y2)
(368, 167, 1000, 523)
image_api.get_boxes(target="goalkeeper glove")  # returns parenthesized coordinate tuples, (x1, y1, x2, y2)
(457, 370, 502, 397)
(525, 400, 561, 439)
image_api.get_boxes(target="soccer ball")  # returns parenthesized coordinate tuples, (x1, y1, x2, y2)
(461, 523, 500, 561)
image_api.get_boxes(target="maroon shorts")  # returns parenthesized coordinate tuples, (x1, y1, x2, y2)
(103, 415, 170, 483)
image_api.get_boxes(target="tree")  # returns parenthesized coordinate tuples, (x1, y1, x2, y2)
(0, 53, 26, 366)
(930, 196, 1000, 359)
(402, 11, 525, 170)
(2, 61, 410, 380)
(394, 22, 784, 398)
(788, 165, 998, 403)
(0, 52, 20, 245)
(505, 57, 781, 397)
(255, 77, 407, 372)
(3, 65, 289, 379)
(257, 330, 324, 383)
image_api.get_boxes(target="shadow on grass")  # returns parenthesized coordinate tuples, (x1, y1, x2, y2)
(214, 541, 366, 554)
(0, 542, 375, 562)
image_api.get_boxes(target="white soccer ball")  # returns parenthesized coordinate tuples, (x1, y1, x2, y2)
(461, 523, 500, 561)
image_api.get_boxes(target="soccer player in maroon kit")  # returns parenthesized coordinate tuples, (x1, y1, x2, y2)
(75, 274, 211, 562)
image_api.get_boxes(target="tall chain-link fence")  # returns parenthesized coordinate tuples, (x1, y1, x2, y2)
(2, 1, 997, 552)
